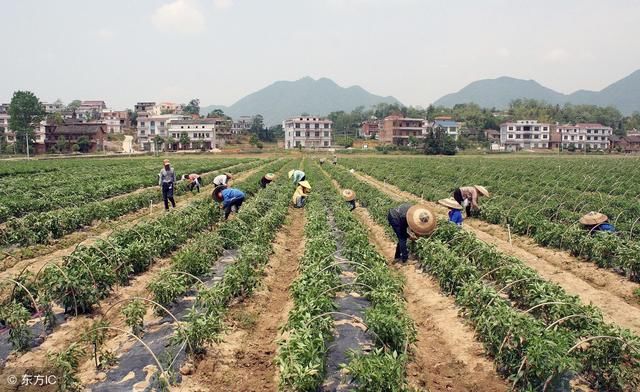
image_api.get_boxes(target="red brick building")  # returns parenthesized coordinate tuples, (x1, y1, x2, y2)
(360, 119, 381, 139)
(379, 115, 425, 145)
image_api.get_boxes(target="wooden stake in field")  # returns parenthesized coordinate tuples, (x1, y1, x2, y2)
(507, 224, 512, 246)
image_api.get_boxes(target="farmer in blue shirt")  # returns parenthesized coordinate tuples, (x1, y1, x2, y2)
(288, 169, 306, 185)
(580, 212, 616, 234)
(213, 185, 245, 219)
(438, 198, 464, 227)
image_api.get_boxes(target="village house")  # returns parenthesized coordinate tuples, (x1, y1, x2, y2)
(167, 118, 230, 150)
(553, 123, 612, 151)
(500, 120, 552, 149)
(283, 116, 333, 149)
(360, 119, 381, 139)
(44, 120, 106, 153)
(378, 115, 424, 146)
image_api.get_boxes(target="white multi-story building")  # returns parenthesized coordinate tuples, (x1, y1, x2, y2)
(137, 113, 189, 151)
(42, 102, 64, 114)
(231, 116, 253, 134)
(283, 116, 333, 149)
(555, 123, 612, 151)
(167, 118, 229, 150)
(500, 120, 551, 149)
(76, 100, 107, 121)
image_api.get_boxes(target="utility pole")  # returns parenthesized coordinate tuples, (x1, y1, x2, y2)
(25, 132, 29, 159)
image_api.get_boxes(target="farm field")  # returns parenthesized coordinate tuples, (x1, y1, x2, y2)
(0, 153, 639, 391)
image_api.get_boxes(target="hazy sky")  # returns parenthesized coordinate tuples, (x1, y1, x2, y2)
(2, 0, 640, 109)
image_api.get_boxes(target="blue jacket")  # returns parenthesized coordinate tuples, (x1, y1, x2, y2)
(291, 170, 305, 184)
(594, 222, 615, 233)
(449, 209, 463, 226)
(222, 188, 245, 207)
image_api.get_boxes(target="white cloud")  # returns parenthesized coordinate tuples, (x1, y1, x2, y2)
(152, 0, 205, 35)
(543, 48, 570, 64)
(496, 47, 510, 58)
(213, 0, 233, 9)
(96, 28, 115, 40)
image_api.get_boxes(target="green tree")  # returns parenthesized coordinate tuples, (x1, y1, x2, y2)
(269, 124, 284, 140)
(166, 136, 177, 151)
(67, 100, 82, 110)
(250, 114, 264, 134)
(71, 143, 80, 152)
(8, 91, 44, 154)
(77, 136, 91, 153)
(153, 135, 165, 151)
(179, 132, 190, 150)
(207, 109, 229, 119)
(55, 135, 68, 153)
(183, 99, 200, 116)
(47, 112, 64, 125)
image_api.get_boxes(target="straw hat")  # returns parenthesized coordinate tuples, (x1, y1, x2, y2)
(320, 158, 325, 163)
(288, 170, 295, 179)
(438, 198, 463, 210)
(474, 185, 490, 197)
(163, 159, 170, 165)
(298, 181, 311, 190)
(212, 185, 225, 202)
(406, 205, 437, 236)
(342, 189, 356, 201)
(264, 173, 275, 181)
(580, 211, 608, 225)
(224, 172, 232, 178)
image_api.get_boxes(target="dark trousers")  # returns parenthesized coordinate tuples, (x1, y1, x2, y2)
(453, 188, 471, 217)
(387, 212, 408, 261)
(189, 178, 201, 193)
(224, 197, 244, 219)
(162, 182, 176, 210)
(294, 196, 306, 208)
(347, 200, 356, 211)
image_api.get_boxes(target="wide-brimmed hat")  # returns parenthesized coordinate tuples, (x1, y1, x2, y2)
(406, 204, 437, 236)
(342, 189, 356, 201)
(212, 185, 225, 202)
(474, 185, 490, 197)
(288, 170, 295, 179)
(264, 173, 275, 181)
(163, 159, 170, 165)
(580, 211, 608, 225)
(320, 158, 325, 163)
(438, 198, 463, 210)
(298, 180, 311, 190)
(224, 172, 232, 178)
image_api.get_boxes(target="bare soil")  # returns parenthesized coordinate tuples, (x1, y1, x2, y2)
(352, 170, 640, 335)
(180, 207, 305, 392)
(353, 207, 508, 391)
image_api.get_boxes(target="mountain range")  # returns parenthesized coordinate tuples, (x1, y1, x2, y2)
(201, 77, 400, 125)
(434, 69, 640, 115)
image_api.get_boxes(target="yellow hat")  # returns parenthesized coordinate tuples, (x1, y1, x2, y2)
(288, 170, 295, 179)
(474, 185, 489, 197)
(580, 211, 608, 225)
(224, 172, 232, 178)
(298, 180, 311, 189)
(342, 189, 356, 201)
(264, 173, 275, 181)
(438, 198, 463, 210)
(163, 159, 170, 165)
(406, 205, 437, 236)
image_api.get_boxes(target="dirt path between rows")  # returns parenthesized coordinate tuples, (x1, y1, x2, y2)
(0, 163, 269, 285)
(351, 170, 640, 335)
(180, 207, 304, 392)
(353, 207, 507, 391)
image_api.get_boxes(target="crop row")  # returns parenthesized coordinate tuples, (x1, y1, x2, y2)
(422, 223, 640, 391)
(0, 157, 256, 222)
(339, 157, 640, 281)
(324, 162, 640, 391)
(0, 159, 267, 247)
(277, 163, 341, 391)
(1, 159, 289, 353)
(317, 163, 416, 391)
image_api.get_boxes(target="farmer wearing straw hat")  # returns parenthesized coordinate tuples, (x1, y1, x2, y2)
(181, 173, 202, 193)
(387, 203, 436, 263)
(438, 198, 464, 227)
(292, 180, 311, 208)
(580, 212, 616, 234)
(213, 185, 245, 219)
(158, 159, 176, 210)
(319, 158, 326, 165)
(453, 185, 489, 217)
(213, 172, 233, 188)
(260, 173, 275, 189)
(342, 189, 356, 211)
(288, 169, 306, 185)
